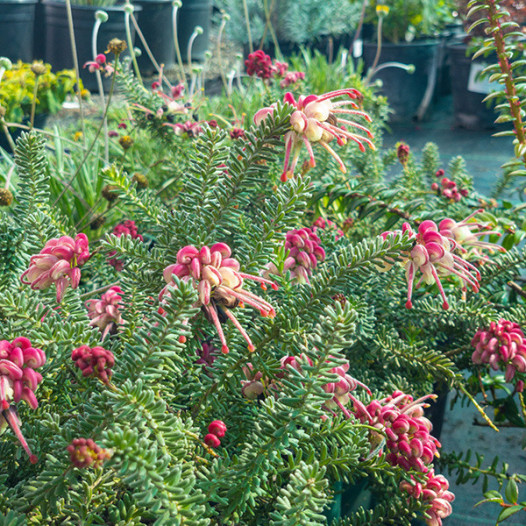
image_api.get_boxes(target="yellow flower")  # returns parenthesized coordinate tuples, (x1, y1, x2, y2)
(73, 131, 83, 142)
(376, 3, 390, 16)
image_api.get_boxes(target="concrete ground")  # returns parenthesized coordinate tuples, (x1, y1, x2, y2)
(385, 98, 525, 525)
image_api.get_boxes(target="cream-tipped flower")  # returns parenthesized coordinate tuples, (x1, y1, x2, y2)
(254, 89, 375, 182)
(21, 234, 90, 302)
(161, 243, 277, 353)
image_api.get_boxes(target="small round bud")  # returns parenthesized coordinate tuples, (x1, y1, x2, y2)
(90, 215, 106, 230)
(194, 26, 203, 35)
(0, 188, 13, 206)
(107, 38, 127, 56)
(208, 420, 227, 438)
(204, 433, 221, 448)
(30, 62, 47, 76)
(95, 10, 109, 23)
(119, 135, 134, 150)
(173, 0, 182, 7)
(123, 3, 134, 14)
(0, 57, 12, 70)
(134, 47, 142, 57)
(222, 12, 231, 21)
(102, 184, 119, 202)
(131, 172, 148, 189)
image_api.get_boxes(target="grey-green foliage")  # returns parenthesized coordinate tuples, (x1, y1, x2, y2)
(214, 0, 361, 46)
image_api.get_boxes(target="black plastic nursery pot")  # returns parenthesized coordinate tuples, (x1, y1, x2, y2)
(42, 1, 141, 91)
(0, 0, 38, 63)
(177, 0, 212, 62)
(134, 0, 175, 76)
(447, 41, 498, 130)
(363, 40, 440, 123)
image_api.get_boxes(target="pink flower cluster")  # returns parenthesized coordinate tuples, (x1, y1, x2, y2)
(85, 286, 123, 339)
(471, 319, 526, 388)
(71, 345, 115, 384)
(204, 420, 227, 448)
(400, 471, 455, 526)
(67, 438, 111, 469)
(21, 234, 90, 302)
(265, 227, 326, 284)
(381, 212, 502, 310)
(280, 71, 306, 89)
(108, 220, 143, 271)
(83, 53, 113, 76)
(353, 391, 441, 473)
(0, 337, 46, 463)
(312, 217, 344, 241)
(254, 89, 374, 181)
(161, 243, 277, 353)
(431, 171, 469, 202)
(173, 120, 203, 138)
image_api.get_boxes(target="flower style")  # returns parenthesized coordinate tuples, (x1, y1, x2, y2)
(161, 243, 277, 353)
(245, 50, 274, 79)
(352, 391, 441, 473)
(71, 345, 115, 384)
(0, 337, 46, 463)
(471, 319, 526, 387)
(264, 227, 326, 284)
(21, 234, 90, 302)
(67, 438, 111, 469)
(85, 286, 123, 339)
(254, 89, 374, 182)
(108, 220, 143, 271)
(400, 470, 455, 526)
(382, 220, 485, 310)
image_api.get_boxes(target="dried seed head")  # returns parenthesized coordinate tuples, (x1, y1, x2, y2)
(90, 215, 106, 230)
(119, 135, 133, 150)
(102, 185, 119, 202)
(131, 172, 148, 189)
(107, 38, 127, 56)
(0, 188, 13, 206)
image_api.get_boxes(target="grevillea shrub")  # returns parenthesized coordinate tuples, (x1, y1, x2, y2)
(1, 40, 526, 524)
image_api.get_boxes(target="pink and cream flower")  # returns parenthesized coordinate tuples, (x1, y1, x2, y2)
(0, 337, 46, 463)
(85, 286, 123, 339)
(254, 89, 375, 182)
(161, 243, 277, 353)
(21, 234, 90, 302)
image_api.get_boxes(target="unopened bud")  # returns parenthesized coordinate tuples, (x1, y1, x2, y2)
(30, 62, 47, 76)
(102, 184, 119, 202)
(119, 135, 134, 150)
(131, 172, 148, 189)
(95, 10, 109, 23)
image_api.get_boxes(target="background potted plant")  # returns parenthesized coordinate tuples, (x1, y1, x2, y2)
(361, 0, 455, 122)
(0, 0, 38, 63)
(42, 0, 141, 90)
(447, 0, 526, 129)
(0, 61, 82, 150)
(214, 0, 362, 60)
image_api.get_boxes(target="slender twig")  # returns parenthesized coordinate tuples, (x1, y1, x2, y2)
(124, 4, 142, 84)
(29, 76, 40, 129)
(217, 14, 229, 95)
(350, 0, 369, 57)
(172, 1, 187, 88)
(241, 0, 253, 54)
(508, 280, 526, 299)
(130, 10, 172, 89)
(458, 383, 499, 432)
(0, 117, 16, 153)
(366, 15, 383, 85)
(80, 282, 120, 300)
(92, 16, 109, 164)
(65, 0, 86, 144)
